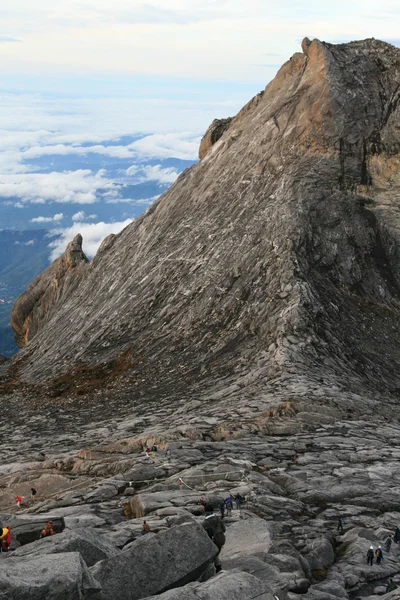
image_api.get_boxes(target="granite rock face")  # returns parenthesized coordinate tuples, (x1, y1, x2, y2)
(10, 234, 88, 347)
(4, 38, 400, 422)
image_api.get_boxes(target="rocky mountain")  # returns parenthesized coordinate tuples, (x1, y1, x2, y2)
(6, 37, 400, 414)
(1, 37, 400, 600)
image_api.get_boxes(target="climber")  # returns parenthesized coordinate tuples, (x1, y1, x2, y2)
(31, 487, 37, 501)
(225, 496, 233, 516)
(385, 535, 393, 553)
(337, 517, 344, 533)
(141, 520, 150, 535)
(0, 525, 11, 552)
(202, 504, 226, 573)
(235, 493, 243, 510)
(40, 521, 54, 538)
(15, 495, 22, 508)
(367, 546, 374, 566)
(151, 444, 158, 462)
(218, 500, 225, 519)
(375, 546, 383, 564)
(386, 579, 397, 592)
(165, 448, 172, 463)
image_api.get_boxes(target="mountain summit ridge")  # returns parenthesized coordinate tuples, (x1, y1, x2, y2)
(5, 37, 400, 416)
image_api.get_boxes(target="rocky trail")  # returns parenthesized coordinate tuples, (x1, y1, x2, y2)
(2, 411, 400, 599)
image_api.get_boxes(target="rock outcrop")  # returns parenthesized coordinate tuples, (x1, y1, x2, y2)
(10, 234, 88, 347)
(198, 117, 233, 159)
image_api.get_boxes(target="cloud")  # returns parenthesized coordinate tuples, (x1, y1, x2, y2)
(0, 36, 22, 43)
(125, 164, 180, 184)
(48, 218, 133, 260)
(0, 169, 119, 204)
(30, 212, 64, 223)
(72, 210, 97, 221)
(129, 133, 200, 160)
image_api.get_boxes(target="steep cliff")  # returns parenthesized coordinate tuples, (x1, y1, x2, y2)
(6, 38, 400, 412)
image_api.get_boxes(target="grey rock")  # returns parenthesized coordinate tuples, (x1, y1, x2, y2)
(90, 522, 218, 600)
(0, 552, 101, 599)
(11, 526, 120, 567)
(141, 570, 275, 600)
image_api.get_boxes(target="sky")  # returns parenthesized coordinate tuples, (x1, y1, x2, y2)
(0, 0, 399, 259)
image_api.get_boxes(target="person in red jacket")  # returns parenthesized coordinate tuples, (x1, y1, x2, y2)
(15, 495, 22, 508)
(0, 526, 11, 552)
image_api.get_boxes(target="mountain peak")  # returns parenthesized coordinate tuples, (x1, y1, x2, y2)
(5, 38, 400, 418)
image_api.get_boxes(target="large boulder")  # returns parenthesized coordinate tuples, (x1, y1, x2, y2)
(11, 526, 120, 566)
(142, 570, 275, 599)
(90, 522, 218, 600)
(222, 516, 272, 559)
(0, 552, 101, 599)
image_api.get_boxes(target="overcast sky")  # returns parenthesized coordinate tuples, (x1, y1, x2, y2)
(1, 0, 399, 259)
(0, 0, 399, 80)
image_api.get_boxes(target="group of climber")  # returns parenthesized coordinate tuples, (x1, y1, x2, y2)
(144, 444, 172, 463)
(365, 528, 400, 568)
(199, 494, 244, 519)
(0, 520, 55, 552)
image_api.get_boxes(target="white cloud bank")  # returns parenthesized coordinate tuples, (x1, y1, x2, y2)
(30, 212, 63, 223)
(49, 218, 133, 260)
(0, 169, 118, 204)
(126, 164, 180, 185)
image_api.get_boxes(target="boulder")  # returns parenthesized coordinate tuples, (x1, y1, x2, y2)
(11, 526, 120, 566)
(142, 570, 275, 599)
(90, 522, 218, 600)
(222, 516, 272, 559)
(0, 552, 101, 599)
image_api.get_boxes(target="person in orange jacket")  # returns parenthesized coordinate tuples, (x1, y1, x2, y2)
(15, 495, 22, 508)
(40, 522, 55, 538)
(0, 526, 11, 552)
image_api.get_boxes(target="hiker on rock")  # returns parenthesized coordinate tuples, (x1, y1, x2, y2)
(15, 495, 22, 508)
(0, 526, 11, 552)
(337, 517, 344, 533)
(385, 535, 393, 553)
(225, 496, 233, 516)
(218, 500, 225, 519)
(235, 494, 243, 510)
(31, 488, 37, 502)
(165, 448, 172, 463)
(375, 546, 383, 564)
(144, 447, 151, 459)
(151, 444, 158, 462)
(367, 546, 374, 566)
(141, 520, 150, 535)
(386, 579, 397, 592)
(41, 522, 54, 538)
(202, 504, 226, 573)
